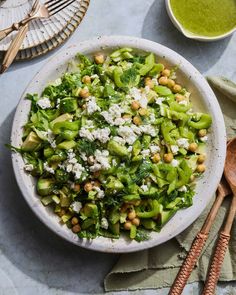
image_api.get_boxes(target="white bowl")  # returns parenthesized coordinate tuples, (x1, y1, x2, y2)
(11, 36, 226, 253)
(165, 0, 236, 42)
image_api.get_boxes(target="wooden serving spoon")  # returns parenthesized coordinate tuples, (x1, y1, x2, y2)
(202, 138, 236, 294)
(169, 140, 232, 295)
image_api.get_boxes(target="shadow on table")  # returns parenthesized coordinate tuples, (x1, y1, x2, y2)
(142, 0, 231, 73)
(0, 110, 118, 294)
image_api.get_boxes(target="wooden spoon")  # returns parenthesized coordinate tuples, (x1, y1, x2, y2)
(169, 176, 231, 295)
(202, 138, 236, 294)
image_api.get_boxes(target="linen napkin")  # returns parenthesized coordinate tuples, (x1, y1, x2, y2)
(104, 77, 236, 291)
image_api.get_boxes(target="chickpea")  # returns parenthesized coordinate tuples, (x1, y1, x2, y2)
(175, 94, 185, 102)
(57, 209, 66, 217)
(82, 75, 91, 84)
(161, 69, 171, 77)
(132, 217, 140, 226)
(94, 53, 105, 64)
(93, 180, 101, 187)
(159, 76, 168, 86)
(93, 171, 101, 178)
(133, 200, 141, 206)
(188, 143, 198, 153)
(124, 221, 132, 230)
(196, 164, 206, 173)
(144, 77, 154, 89)
(87, 156, 95, 165)
(139, 108, 148, 116)
(152, 153, 161, 163)
(80, 88, 90, 98)
(163, 153, 174, 163)
(133, 116, 142, 125)
(82, 104, 87, 110)
(198, 154, 206, 164)
(123, 114, 131, 119)
(131, 100, 140, 110)
(128, 210, 136, 220)
(167, 79, 175, 88)
(73, 184, 81, 192)
(173, 84, 182, 93)
(121, 203, 129, 213)
(72, 224, 81, 233)
(190, 175, 195, 182)
(84, 182, 93, 192)
(71, 217, 79, 225)
(198, 129, 207, 137)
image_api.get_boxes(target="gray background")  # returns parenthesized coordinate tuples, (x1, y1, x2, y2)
(0, 0, 235, 294)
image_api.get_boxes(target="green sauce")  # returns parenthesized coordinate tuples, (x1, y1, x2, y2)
(170, 0, 236, 37)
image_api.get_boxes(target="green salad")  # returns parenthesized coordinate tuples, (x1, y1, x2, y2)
(13, 48, 212, 241)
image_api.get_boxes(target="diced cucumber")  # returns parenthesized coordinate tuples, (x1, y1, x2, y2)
(37, 178, 55, 196)
(22, 131, 42, 152)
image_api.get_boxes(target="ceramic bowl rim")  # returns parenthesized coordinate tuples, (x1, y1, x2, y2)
(11, 35, 226, 253)
(165, 0, 236, 42)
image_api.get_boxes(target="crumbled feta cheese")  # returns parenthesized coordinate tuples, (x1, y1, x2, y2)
(179, 100, 188, 106)
(112, 136, 126, 145)
(71, 201, 82, 213)
(112, 159, 117, 166)
(149, 145, 160, 154)
(171, 145, 179, 154)
(140, 184, 149, 192)
(94, 186, 105, 199)
(92, 127, 110, 143)
(113, 117, 126, 126)
(200, 136, 208, 142)
(109, 105, 124, 118)
(171, 159, 179, 167)
(43, 162, 55, 174)
(24, 164, 34, 172)
(101, 104, 125, 126)
(141, 149, 150, 157)
(91, 74, 99, 79)
(149, 113, 156, 123)
(155, 97, 165, 105)
(65, 163, 73, 173)
(176, 138, 189, 149)
(86, 96, 101, 114)
(100, 111, 114, 125)
(86, 120, 94, 127)
(130, 124, 142, 135)
(178, 185, 188, 192)
(127, 146, 133, 152)
(90, 149, 110, 172)
(80, 153, 87, 161)
(37, 97, 51, 109)
(60, 150, 85, 180)
(140, 124, 157, 137)
(79, 127, 94, 141)
(72, 163, 85, 180)
(130, 87, 148, 108)
(67, 149, 76, 161)
(56, 98, 61, 108)
(101, 217, 109, 229)
(46, 129, 56, 148)
(151, 78, 159, 85)
(118, 126, 137, 145)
